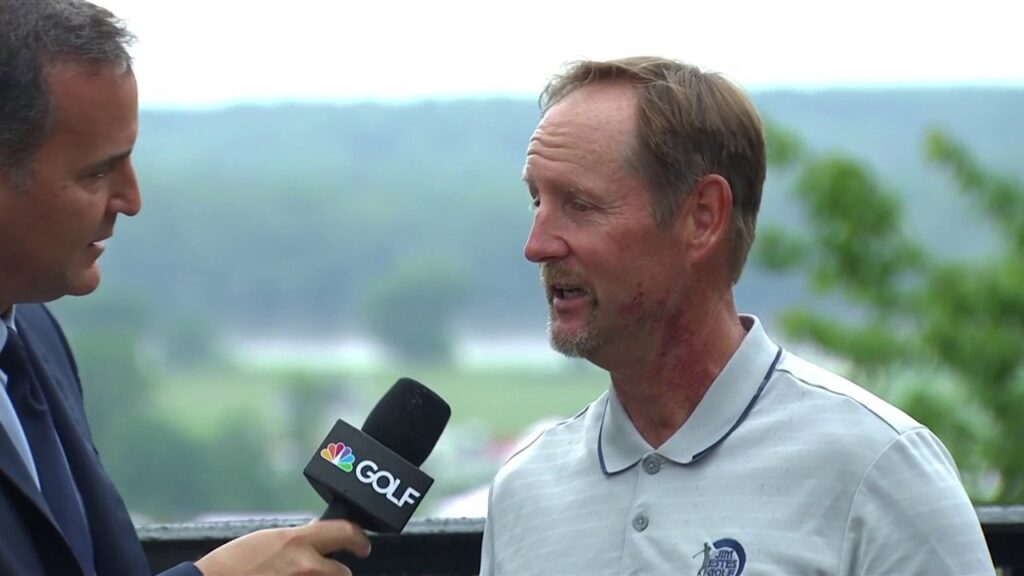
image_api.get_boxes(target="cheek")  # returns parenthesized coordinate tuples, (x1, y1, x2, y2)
(614, 278, 675, 317)
(616, 281, 646, 319)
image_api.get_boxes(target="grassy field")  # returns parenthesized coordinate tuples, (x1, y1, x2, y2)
(151, 360, 610, 440)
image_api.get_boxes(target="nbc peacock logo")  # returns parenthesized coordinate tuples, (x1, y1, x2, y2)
(321, 442, 356, 472)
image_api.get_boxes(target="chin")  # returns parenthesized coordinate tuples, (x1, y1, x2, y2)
(66, 271, 102, 297)
(548, 324, 602, 359)
(550, 338, 586, 358)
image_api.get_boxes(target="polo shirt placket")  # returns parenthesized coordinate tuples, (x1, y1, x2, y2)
(597, 324, 780, 576)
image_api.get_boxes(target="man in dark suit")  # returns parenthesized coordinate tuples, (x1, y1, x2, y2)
(0, 1, 371, 574)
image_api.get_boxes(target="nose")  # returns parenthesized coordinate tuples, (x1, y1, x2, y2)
(109, 159, 142, 217)
(524, 207, 570, 263)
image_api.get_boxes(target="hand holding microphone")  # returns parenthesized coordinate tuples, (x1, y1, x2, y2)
(193, 377, 449, 575)
(193, 520, 370, 576)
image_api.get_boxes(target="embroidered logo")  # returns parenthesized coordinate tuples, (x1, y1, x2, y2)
(693, 538, 746, 576)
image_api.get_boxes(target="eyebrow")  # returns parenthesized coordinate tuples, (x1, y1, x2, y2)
(521, 170, 537, 197)
(81, 149, 132, 175)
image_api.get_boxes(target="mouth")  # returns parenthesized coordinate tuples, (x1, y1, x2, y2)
(551, 285, 588, 301)
(89, 236, 111, 250)
(541, 264, 593, 307)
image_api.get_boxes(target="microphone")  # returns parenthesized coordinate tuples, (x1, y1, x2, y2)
(304, 377, 451, 533)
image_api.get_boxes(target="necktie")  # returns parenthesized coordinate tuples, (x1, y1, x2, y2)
(2, 324, 95, 575)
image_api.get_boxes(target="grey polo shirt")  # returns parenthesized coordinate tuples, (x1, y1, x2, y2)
(481, 316, 994, 576)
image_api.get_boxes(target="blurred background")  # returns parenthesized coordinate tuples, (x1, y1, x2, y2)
(54, 0, 1024, 523)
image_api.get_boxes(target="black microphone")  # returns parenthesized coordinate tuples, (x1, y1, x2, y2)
(304, 377, 451, 533)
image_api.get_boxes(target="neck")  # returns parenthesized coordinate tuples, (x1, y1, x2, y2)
(608, 290, 746, 448)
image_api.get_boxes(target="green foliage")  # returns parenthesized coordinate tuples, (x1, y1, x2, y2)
(768, 153, 926, 310)
(81, 357, 605, 521)
(58, 295, 308, 520)
(927, 128, 1024, 249)
(57, 292, 156, 449)
(361, 256, 469, 363)
(162, 314, 221, 368)
(764, 119, 806, 168)
(97, 413, 210, 520)
(779, 310, 917, 371)
(757, 124, 1024, 502)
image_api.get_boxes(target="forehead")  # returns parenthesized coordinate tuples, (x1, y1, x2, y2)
(44, 59, 138, 136)
(24, 60, 139, 176)
(545, 82, 638, 133)
(527, 82, 639, 166)
(524, 82, 640, 188)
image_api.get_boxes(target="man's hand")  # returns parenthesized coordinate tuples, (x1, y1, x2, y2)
(194, 519, 371, 576)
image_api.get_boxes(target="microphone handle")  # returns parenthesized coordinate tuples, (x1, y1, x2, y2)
(319, 499, 373, 562)
(320, 498, 371, 527)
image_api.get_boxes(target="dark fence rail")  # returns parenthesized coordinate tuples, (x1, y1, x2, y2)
(982, 506, 1024, 574)
(141, 507, 1024, 575)
(141, 517, 484, 576)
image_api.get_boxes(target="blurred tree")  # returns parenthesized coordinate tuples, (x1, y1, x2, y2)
(96, 413, 211, 521)
(361, 256, 468, 363)
(199, 416, 306, 516)
(161, 313, 221, 369)
(57, 293, 296, 520)
(55, 293, 203, 519)
(56, 290, 156, 455)
(277, 369, 355, 469)
(757, 125, 1023, 502)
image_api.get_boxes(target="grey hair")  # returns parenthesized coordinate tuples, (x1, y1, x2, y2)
(0, 0, 135, 184)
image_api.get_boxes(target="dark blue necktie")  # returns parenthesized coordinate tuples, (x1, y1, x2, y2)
(2, 325, 95, 575)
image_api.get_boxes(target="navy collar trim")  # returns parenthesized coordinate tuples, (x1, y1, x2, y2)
(598, 346, 783, 475)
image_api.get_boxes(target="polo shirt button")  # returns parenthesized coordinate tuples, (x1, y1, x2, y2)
(642, 454, 661, 475)
(632, 513, 649, 532)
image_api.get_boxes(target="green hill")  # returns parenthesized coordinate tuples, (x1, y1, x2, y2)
(59, 89, 1024, 342)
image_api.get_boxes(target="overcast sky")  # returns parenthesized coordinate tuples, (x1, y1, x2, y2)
(98, 0, 1024, 109)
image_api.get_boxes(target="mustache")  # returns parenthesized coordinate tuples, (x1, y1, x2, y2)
(540, 263, 593, 293)
(544, 261, 585, 284)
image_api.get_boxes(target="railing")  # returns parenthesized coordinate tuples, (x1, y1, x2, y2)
(141, 517, 483, 576)
(983, 506, 1024, 574)
(140, 507, 1024, 575)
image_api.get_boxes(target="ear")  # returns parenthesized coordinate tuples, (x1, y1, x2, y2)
(680, 174, 733, 264)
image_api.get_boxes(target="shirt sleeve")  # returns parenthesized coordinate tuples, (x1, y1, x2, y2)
(479, 484, 497, 576)
(839, 427, 995, 575)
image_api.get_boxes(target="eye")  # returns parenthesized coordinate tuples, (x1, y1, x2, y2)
(528, 197, 540, 212)
(88, 163, 113, 179)
(569, 199, 593, 213)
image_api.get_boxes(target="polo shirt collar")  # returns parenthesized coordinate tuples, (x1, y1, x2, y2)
(597, 314, 781, 475)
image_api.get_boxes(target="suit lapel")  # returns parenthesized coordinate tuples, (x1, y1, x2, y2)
(13, 319, 91, 575)
(0, 420, 51, 518)
(16, 308, 152, 575)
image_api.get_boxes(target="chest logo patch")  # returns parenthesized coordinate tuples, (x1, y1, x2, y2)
(693, 538, 746, 576)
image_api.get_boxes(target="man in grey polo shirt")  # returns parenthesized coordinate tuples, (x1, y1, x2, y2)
(480, 57, 995, 575)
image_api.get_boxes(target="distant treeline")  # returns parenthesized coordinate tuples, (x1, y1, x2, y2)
(54, 89, 1024, 344)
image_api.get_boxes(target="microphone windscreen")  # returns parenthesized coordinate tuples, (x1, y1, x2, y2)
(361, 377, 451, 467)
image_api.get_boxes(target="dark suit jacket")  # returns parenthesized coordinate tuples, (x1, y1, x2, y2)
(0, 304, 198, 576)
